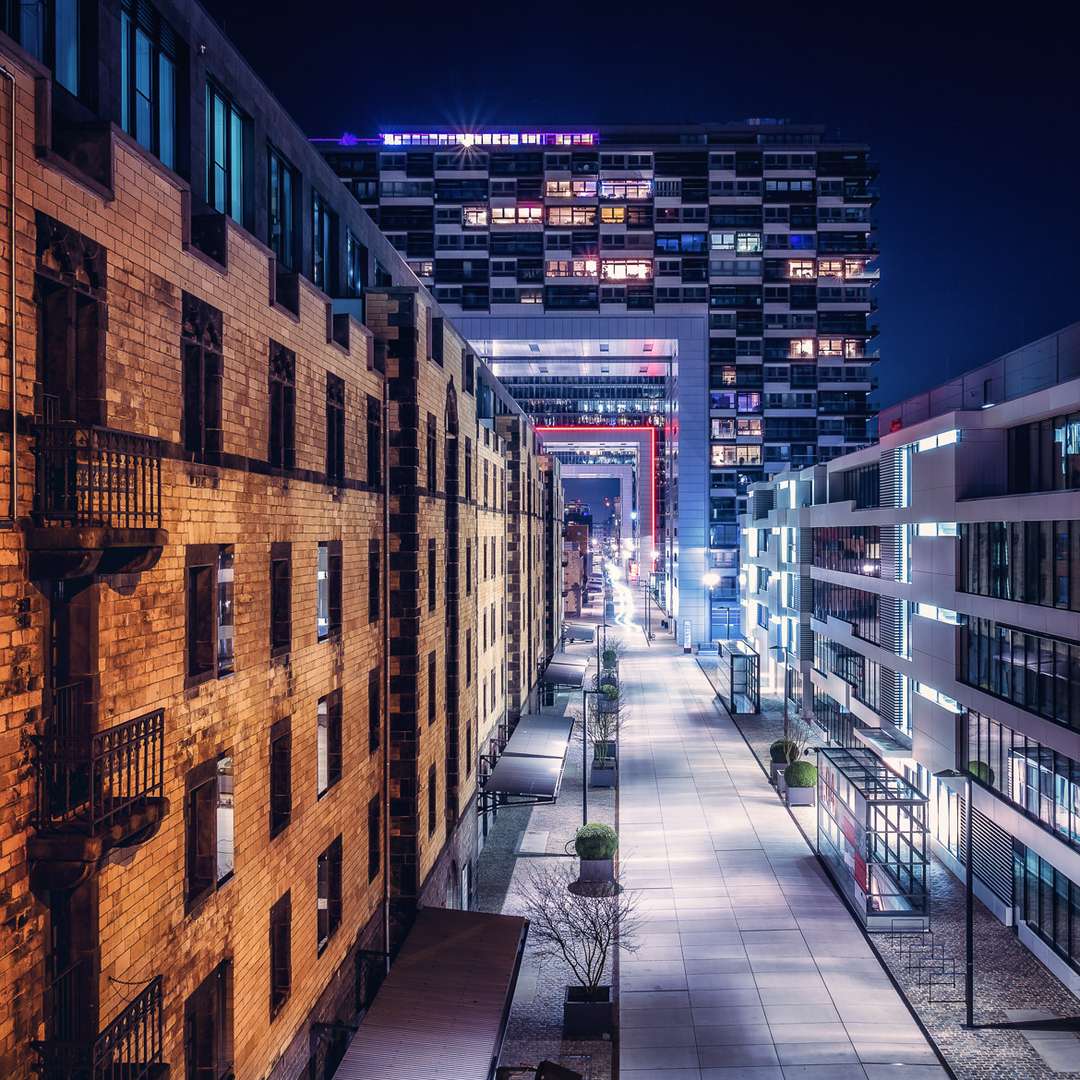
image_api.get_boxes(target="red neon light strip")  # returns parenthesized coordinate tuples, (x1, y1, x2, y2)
(536, 424, 657, 547)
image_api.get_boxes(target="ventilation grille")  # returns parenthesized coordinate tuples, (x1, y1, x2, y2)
(959, 804, 1014, 905)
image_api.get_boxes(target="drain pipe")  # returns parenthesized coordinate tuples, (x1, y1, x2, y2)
(1, 64, 15, 526)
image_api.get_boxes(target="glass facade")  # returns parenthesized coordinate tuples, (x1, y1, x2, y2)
(964, 709, 1080, 850)
(1008, 413, 1080, 494)
(828, 462, 879, 508)
(813, 525, 881, 576)
(958, 520, 1080, 612)
(813, 580, 882, 644)
(814, 636, 880, 711)
(957, 616, 1080, 732)
(1013, 842, 1080, 975)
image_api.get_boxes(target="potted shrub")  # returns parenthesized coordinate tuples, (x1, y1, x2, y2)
(574, 823, 618, 883)
(520, 862, 642, 1038)
(769, 738, 800, 788)
(589, 685, 624, 786)
(785, 759, 818, 806)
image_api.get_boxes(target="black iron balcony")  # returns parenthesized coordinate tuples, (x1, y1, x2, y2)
(26, 422, 166, 580)
(35, 962, 166, 1080)
(30, 707, 167, 895)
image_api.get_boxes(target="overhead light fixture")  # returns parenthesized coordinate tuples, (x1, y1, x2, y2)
(529, 343, 540, 353)
(642, 343, 654, 353)
(599, 343, 610, 353)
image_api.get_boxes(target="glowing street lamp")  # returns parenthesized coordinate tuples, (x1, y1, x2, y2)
(703, 572, 721, 643)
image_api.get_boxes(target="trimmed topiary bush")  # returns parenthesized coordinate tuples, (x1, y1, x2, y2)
(575, 823, 619, 860)
(969, 761, 995, 785)
(785, 760, 818, 788)
(770, 738, 801, 765)
(601, 647, 618, 670)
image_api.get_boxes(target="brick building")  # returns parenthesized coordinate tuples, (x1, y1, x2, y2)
(0, 2, 562, 1077)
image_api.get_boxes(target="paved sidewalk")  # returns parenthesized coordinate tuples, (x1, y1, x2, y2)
(613, 616, 948, 1080)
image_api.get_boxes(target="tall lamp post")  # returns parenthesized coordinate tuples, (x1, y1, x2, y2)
(936, 767, 974, 1028)
(702, 571, 720, 646)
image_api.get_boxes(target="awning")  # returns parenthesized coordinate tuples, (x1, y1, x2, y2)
(482, 712, 575, 801)
(564, 622, 596, 643)
(335, 908, 527, 1080)
(541, 657, 588, 688)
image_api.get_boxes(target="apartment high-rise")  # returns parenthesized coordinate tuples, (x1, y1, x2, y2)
(318, 125, 878, 641)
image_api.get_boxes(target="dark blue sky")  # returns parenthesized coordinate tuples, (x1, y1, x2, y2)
(205, 0, 1080, 408)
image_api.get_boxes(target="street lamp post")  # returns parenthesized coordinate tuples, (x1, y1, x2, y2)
(702, 571, 720, 646)
(936, 767, 974, 1027)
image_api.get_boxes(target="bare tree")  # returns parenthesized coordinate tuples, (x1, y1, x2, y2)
(518, 861, 643, 995)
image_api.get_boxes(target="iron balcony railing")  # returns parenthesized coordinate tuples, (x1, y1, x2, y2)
(32, 422, 163, 530)
(36, 963, 164, 1080)
(36, 707, 165, 835)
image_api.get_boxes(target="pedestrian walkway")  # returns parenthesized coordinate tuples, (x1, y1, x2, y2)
(613, 611, 949, 1080)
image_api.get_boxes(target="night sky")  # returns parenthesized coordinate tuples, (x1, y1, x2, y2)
(202, 0, 1079, 408)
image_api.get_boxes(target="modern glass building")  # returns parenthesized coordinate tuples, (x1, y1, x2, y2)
(316, 124, 878, 642)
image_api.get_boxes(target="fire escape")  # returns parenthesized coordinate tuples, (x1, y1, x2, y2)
(26, 213, 169, 1080)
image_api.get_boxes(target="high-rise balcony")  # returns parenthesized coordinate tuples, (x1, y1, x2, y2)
(30, 696, 167, 894)
(26, 421, 167, 580)
(34, 961, 166, 1080)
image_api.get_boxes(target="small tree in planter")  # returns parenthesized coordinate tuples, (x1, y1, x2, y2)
(519, 861, 642, 1038)
(785, 758, 818, 806)
(769, 737, 801, 788)
(574, 823, 619, 884)
(589, 683, 624, 786)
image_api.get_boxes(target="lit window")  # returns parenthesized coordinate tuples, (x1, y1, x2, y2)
(573, 259, 598, 277)
(844, 258, 867, 278)
(462, 206, 488, 227)
(818, 259, 844, 278)
(546, 260, 571, 277)
(915, 429, 959, 453)
(490, 206, 516, 225)
(789, 339, 815, 359)
(737, 418, 763, 436)
(599, 179, 652, 200)
(545, 179, 571, 197)
(843, 340, 864, 359)
(601, 259, 652, 281)
(520, 289, 542, 304)
(914, 682, 961, 712)
(547, 206, 596, 226)
(518, 204, 543, 223)
(915, 602, 962, 625)
(572, 179, 597, 198)
(600, 206, 626, 224)
(711, 232, 736, 251)
(735, 232, 762, 254)
(787, 260, 815, 280)
(819, 338, 843, 357)
(915, 521, 958, 537)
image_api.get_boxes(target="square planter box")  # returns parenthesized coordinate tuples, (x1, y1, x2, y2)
(578, 857, 614, 883)
(590, 761, 616, 788)
(786, 785, 815, 807)
(563, 985, 613, 1037)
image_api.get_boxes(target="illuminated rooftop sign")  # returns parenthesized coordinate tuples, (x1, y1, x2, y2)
(380, 132, 597, 147)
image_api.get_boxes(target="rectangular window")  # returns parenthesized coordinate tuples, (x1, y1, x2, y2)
(270, 542, 291, 658)
(316, 836, 342, 954)
(427, 413, 438, 491)
(368, 667, 380, 753)
(366, 395, 382, 486)
(268, 342, 296, 470)
(121, 1, 177, 168)
(428, 538, 437, 611)
(316, 689, 342, 796)
(367, 796, 380, 882)
(269, 718, 291, 838)
(181, 293, 223, 463)
(269, 891, 291, 1019)
(428, 652, 436, 726)
(312, 190, 337, 291)
(268, 147, 297, 270)
(186, 545, 234, 683)
(431, 316, 445, 364)
(206, 83, 249, 225)
(185, 755, 234, 908)
(368, 540, 380, 623)
(427, 764, 437, 836)
(326, 372, 345, 486)
(466, 629, 472, 687)
(465, 540, 472, 595)
(317, 540, 342, 641)
(345, 229, 366, 298)
(184, 961, 232, 1080)
(464, 438, 473, 501)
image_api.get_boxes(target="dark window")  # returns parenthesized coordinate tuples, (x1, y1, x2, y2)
(185, 756, 234, 909)
(428, 652, 436, 726)
(269, 892, 291, 1019)
(317, 689, 342, 796)
(812, 580, 882, 646)
(427, 764, 437, 836)
(464, 351, 475, 394)
(270, 542, 291, 658)
(427, 413, 438, 492)
(120, 0, 177, 168)
(367, 796, 380, 882)
(186, 545, 234, 683)
(268, 342, 296, 470)
(428, 538, 436, 611)
(184, 960, 232, 1080)
(268, 146, 297, 270)
(368, 667, 380, 753)
(269, 718, 291, 838)
(316, 836, 342, 954)
(1013, 841, 1080, 975)
(812, 526, 882, 577)
(464, 437, 473, 501)
(345, 229, 366, 298)
(206, 83, 250, 226)
(368, 540, 380, 623)
(317, 540, 342, 641)
(181, 293, 223, 463)
(366, 395, 382, 486)
(465, 540, 472, 595)
(466, 628, 472, 687)
(326, 372, 346, 485)
(430, 315, 444, 364)
(312, 190, 337, 292)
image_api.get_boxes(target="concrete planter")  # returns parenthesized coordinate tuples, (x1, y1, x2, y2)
(590, 760, 616, 788)
(563, 985, 613, 1037)
(578, 856, 615, 883)
(786, 784, 815, 807)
